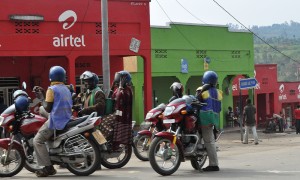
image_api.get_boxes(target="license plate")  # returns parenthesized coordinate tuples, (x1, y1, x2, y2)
(144, 122, 152, 125)
(163, 119, 175, 124)
(92, 130, 107, 145)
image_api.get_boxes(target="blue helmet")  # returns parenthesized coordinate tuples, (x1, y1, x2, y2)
(49, 66, 66, 82)
(15, 96, 29, 113)
(114, 71, 131, 87)
(202, 71, 218, 87)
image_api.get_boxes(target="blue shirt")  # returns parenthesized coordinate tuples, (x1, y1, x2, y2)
(49, 84, 72, 130)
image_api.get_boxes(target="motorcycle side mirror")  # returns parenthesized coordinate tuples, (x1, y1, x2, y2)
(22, 82, 27, 90)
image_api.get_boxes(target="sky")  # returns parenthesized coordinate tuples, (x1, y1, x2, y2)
(150, 0, 300, 28)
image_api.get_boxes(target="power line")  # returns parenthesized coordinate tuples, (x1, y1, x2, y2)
(154, 0, 198, 50)
(212, 0, 300, 64)
(174, 0, 207, 24)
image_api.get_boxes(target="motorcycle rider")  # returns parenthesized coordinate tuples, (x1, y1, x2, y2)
(196, 70, 222, 172)
(73, 71, 106, 117)
(169, 82, 184, 103)
(33, 66, 72, 177)
(111, 71, 133, 149)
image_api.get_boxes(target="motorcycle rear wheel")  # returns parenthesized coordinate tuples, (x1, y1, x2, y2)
(148, 137, 181, 176)
(133, 134, 151, 161)
(101, 144, 132, 169)
(0, 147, 25, 177)
(66, 138, 101, 176)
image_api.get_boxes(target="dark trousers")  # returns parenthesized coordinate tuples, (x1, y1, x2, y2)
(278, 118, 284, 132)
(296, 120, 300, 134)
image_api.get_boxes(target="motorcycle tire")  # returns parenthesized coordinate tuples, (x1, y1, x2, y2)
(101, 144, 132, 169)
(66, 138, 101, 176)
(148, 137, 181, 176)
(133, 134, 151, 161)
(190, 154, 207, 170)
(0, 147, 25, 177)
(23, 149, 42, 173)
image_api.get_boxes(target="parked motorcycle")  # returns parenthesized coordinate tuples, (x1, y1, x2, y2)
(133, 103, 168, 161)
(148, 85, 213, 176)
(0, 87, 104, 177)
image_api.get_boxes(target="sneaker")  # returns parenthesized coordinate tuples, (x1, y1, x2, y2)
(255, 142, 259, 145)
(242, 142, 248, 144)
(35, 166, 57, 177)
(202, 166, 220, 171)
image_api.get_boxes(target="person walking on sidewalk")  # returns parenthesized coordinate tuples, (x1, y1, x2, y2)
(294, 105, 300, 134)
(242, 98, 259, 145)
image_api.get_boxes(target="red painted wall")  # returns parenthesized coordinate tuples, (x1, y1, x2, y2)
(232, 64, 300, 124)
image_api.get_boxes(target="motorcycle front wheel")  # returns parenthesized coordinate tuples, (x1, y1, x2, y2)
(101, 144, 132, 169)
(66, 138, 101, 176)
(148, 137, 181, 176)
(0, 147, 25, 177)
(133, 134, 151, 161)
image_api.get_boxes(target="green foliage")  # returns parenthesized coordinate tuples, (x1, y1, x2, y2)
(229, 21, 300, 82)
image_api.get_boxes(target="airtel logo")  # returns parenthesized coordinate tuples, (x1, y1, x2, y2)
(279, 84, 284, 93)
(53, 10, 86, 47)
(58, 10, 77, 30)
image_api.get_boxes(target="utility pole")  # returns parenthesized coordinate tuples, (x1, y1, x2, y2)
(101, 0, 110, 96)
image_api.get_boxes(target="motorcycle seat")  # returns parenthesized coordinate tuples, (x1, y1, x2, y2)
(56, 115, 89, 134)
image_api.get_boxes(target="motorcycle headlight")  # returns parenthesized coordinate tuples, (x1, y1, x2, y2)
(0, 116, 4, 126)
(163, 106, 175, 116)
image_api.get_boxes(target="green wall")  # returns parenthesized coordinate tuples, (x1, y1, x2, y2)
(131, 23, 254, 129)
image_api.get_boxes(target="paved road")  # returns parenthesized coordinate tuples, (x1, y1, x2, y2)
(3, 129, 300, 180)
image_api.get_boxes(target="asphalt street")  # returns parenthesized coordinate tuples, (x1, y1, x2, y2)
(2, 127, 300, 180)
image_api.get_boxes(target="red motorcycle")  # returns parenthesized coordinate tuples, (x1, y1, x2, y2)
(148, 85, 212, 176)
(0, 86, 103, 177)
(133, 103, 169, 161)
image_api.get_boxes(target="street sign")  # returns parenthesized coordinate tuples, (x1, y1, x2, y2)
(239, 78, 258, 89)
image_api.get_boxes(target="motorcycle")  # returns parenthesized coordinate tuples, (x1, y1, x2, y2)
(133, 103, 168, 161)
(148, 84, 214, 176)
(0, 86, 104, 177)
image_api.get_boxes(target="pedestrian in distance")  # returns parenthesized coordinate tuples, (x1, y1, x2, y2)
(242, 98, 259, 145)
(294, 105, 300, 134)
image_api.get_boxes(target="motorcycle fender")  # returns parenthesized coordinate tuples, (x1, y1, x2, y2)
(0, 138, 24, 153)
(137, 130, 152, 137)
(154, 132, 185, 162)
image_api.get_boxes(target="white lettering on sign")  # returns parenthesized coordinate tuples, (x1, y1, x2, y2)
(279, 94, 287, 100)
(53, 10, 86, 48)
(53, 34, 86, 47)
(131, 2, 145, 6)
(232, 84, 237, 91)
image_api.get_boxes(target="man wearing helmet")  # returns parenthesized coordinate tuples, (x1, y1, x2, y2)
(111, 71, 133, 149)
(33, 66, 72, 177)
(196, 70, 222, 172)
(169, 82, 184, 103)
(73, 71, 106, 116)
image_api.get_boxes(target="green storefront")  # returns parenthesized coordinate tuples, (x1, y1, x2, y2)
(130, 23, 254, 129)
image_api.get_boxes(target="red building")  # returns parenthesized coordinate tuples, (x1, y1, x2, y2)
(232, 64, 300, 126)
(0, 0, 152, 114)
